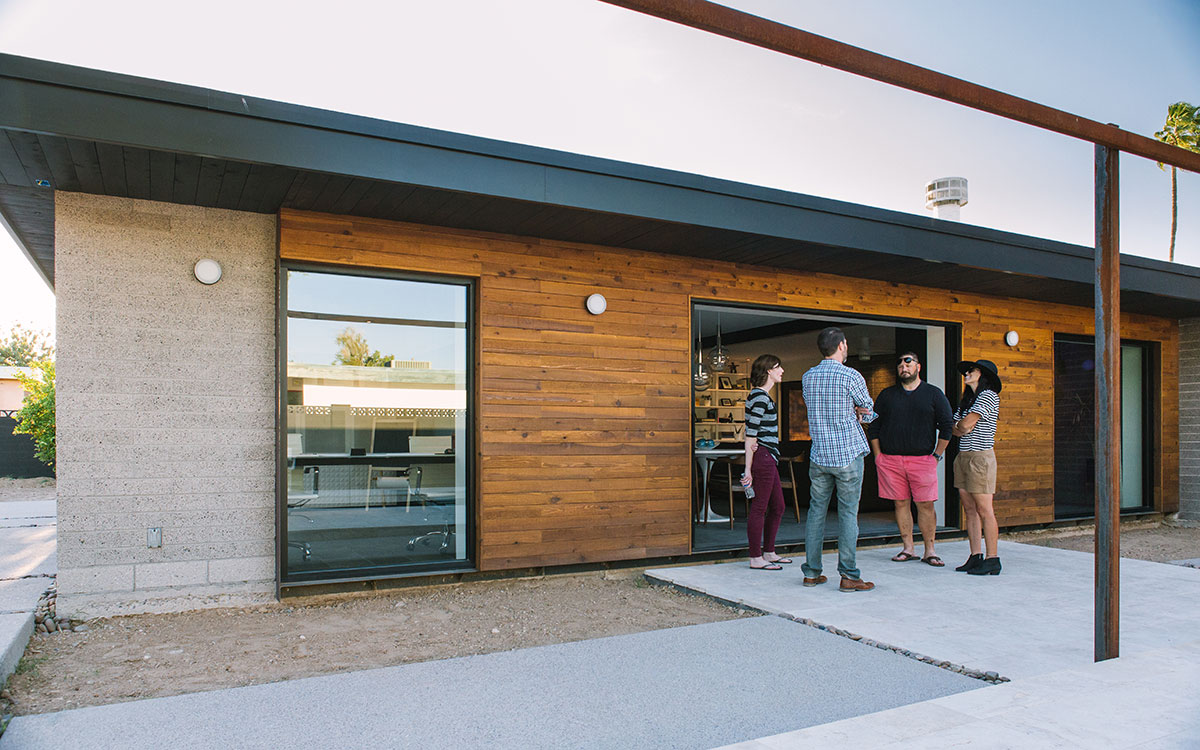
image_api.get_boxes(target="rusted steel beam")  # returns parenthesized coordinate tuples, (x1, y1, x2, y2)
(1094, 143, 1121, 662)
(599, 0, 1200, 173)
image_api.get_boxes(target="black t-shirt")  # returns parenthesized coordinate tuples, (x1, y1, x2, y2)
(866, 381, 954, 456)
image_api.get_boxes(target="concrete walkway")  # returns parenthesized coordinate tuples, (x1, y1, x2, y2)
(649, 540, 1200, 748)
(0, 495, 55, 686)
(1, 616, 979, 749)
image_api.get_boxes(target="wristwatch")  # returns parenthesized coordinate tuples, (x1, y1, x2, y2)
(932, 452, 943, 462)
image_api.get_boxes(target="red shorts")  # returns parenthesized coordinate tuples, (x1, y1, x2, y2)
(876, 453, 939, 502)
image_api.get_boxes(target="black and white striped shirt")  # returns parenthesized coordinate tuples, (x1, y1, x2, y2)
(744, 387, 780, 460)
(954, 389, 999, 452)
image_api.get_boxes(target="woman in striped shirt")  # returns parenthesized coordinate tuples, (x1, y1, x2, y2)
(952, 359, 1003, 576)
(741, 354, 789, 570)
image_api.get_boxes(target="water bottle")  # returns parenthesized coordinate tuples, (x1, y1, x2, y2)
(741, 472, 755, 499)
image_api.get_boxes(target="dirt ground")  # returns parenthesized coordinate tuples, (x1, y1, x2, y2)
(2, 471, 1197, 718)
(0, 476, 54, 500)
(1011, 520, 1200, 563)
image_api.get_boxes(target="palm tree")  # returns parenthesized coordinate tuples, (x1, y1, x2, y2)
(1154, 101, 1200, 262)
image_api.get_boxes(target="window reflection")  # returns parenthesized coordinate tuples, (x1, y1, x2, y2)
(284, 269, 470, 579)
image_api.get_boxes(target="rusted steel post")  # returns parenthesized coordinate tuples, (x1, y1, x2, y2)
(1094, 143, 1120, 662)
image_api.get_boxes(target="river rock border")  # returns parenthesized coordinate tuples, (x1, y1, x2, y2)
(33, 581, 90, 635)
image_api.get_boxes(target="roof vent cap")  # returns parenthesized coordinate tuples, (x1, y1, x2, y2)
(924, 177, 968, 220)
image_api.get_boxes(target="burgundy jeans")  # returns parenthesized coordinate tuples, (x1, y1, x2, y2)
(747, 448, 785, 557)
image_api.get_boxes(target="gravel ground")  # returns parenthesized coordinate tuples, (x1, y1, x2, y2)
(1011, 520, 1200, 563)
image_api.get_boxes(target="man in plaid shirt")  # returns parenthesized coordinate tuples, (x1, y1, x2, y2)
(800, 327, 876, 592)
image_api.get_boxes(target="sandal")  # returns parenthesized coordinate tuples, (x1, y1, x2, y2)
(750, 562, 783, 571)
(891, 551, 920, 562)
(922, 555, 945, 567)
(764, 555, 793, 564)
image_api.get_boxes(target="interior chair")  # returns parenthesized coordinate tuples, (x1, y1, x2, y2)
(407, 523, 454, 553)
(406, 462, 455, 552)
(409, 435, 454, 454)
(692, 458, 706, 525)
(711, 455, 746, 530)
(286, 465, 317, 560)
(716, 453, 806, 528)
(367, 465, 422, 510)
(777, 454, 805, 523)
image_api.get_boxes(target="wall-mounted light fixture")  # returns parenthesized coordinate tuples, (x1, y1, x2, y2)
(193, 258, 223, 285)
(585, 293, 607, 315)
(1005, 330, 1019, 347)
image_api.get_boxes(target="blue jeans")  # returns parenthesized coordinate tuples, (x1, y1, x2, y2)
(802, 456, 865, 580)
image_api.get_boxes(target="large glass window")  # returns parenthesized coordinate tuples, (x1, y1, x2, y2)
(1053, 336, 1153, 518)
(282, 267, 471, 581)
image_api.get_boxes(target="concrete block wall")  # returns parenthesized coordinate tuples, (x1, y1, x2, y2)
(1181, 318, 1200, 521)
(55, 193, 278, 616)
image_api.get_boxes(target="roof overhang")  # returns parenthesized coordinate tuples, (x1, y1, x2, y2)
(3, 53, 1200, 317)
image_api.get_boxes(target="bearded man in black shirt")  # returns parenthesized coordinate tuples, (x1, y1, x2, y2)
(867, 352, 955, 566)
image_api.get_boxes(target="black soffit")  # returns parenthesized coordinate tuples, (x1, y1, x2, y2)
(2, 54, 1200, 318)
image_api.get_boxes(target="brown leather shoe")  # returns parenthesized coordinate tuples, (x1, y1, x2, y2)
(802, 575, 828, 587)
(839, 577, 875, 592)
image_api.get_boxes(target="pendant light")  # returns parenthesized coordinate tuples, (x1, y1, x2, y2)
(708, 312, 730, 372)
(692, 310, 712, 391)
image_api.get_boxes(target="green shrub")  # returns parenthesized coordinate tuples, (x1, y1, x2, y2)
(12, 360, 55, 471)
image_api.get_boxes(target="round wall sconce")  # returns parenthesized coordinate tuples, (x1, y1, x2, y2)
(1005, 330, 1019, 347)
(193, 259, 223, 285)
(585, 293, 607, 315)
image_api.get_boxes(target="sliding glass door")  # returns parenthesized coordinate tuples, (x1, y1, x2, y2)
(281, 266, 472, 581)
(689, 300, 958, 552)
(1053, 336, 1153, 519)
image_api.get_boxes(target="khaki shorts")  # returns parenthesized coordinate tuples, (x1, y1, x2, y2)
(954, 449, 997, 494)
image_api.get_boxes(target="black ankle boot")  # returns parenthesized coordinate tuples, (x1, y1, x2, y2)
(955, 553, 983, 572)
(968, 557, 1002, 576)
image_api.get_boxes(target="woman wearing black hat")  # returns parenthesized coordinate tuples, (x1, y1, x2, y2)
(952, 359, 1003, 575)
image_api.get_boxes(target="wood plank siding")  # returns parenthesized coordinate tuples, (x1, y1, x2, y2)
(279, 209, 1180, 570)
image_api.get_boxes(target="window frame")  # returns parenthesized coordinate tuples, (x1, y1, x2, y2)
(276, 260, 477, 590)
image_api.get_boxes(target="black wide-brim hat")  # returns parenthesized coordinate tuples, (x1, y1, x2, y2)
(957, 359, 1002, 393)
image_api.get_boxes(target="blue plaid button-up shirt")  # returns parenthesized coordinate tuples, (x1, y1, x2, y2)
(801, 358, 875, 468)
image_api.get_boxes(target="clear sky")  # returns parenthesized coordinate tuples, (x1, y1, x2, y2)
(1, 0, 1198, 339)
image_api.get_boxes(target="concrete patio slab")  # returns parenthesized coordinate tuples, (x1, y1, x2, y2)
(718, 637, 1200, 749)
(0, 497, 54, 689)
(0, 579, 48, 616)
(0, 527, 55, 579)
(646, 540, 1200, 681)
(0, 501, 55, 523)
(0, 613, 34, 689)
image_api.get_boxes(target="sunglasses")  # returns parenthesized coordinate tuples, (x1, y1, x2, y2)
(897, 356, 918, 365)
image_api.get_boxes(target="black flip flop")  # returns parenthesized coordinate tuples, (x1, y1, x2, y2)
(750, 562, 783, 571)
